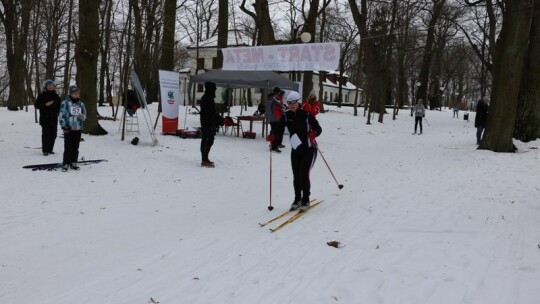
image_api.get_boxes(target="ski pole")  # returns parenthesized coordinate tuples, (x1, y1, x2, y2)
(423, 117, 430, 126)
(268, 142, 274, 211)
(317, 147, 344, 190)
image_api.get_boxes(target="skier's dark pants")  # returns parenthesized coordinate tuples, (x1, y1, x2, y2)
(269, 121, 283, 149)
(41, 124, 58, 153)
(63, 130, 82, 165)
(291, 147, 317, 202)
(414, 117, 423, 133)
(200, 127, 215, 162)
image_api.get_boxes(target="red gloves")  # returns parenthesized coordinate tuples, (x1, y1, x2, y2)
(266, 134, 275, 142)
(308, 131, 317, 141)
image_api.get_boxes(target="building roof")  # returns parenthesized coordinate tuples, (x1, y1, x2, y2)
(188, 30, 252, 49)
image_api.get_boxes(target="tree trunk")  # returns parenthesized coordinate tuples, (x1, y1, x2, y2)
(77, 0, 107, 135)
(215, 0, 228, 69)
(514, 1, 540, 142)
(416, 0, 445, 104)
(480, 0, 534, 152)
(98, 0, 113, 107)
(63, 0, 74, 96)
(1, 0, 33, 110)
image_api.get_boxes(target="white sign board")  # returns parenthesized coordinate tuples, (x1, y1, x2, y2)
(222, 43, 340, 71)
(158, 70, 180, 133)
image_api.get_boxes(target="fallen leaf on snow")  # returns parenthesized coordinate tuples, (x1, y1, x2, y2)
(327, 241, 341, 248)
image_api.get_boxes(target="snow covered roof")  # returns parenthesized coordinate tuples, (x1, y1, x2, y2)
(188, 30, 252, 48)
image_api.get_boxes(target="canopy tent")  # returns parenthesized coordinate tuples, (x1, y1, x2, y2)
(188, 69, 299, 90)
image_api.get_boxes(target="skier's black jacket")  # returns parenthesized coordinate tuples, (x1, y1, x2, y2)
(281, 108, 322, 150)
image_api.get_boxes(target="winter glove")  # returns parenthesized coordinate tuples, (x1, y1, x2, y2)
(266, 134, 275, 142)
(308, 130, 317, 141)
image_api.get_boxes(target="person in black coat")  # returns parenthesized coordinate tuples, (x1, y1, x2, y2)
(199, 82, 221, 168)
(475, 97, 489, 145)
(34, 80, 61, 155)
(280, 91, 322, 212)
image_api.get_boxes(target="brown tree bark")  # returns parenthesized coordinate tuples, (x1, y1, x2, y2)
(77, 0, 107, 135)
(0, 0, 33, 110)
(514, 0, 540, 142)
(416, 0, 446, 105)
(480, 0, 534, 152)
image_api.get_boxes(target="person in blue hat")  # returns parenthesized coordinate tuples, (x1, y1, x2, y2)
(35, 80, 61, 156)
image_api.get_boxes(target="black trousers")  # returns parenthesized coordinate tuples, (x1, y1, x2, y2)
(200, 127, 215, 162)
(63, 130, 82, 165)
(269, 121, 284, 149)
(41, 124, 58, 153)
(291, 146, 317, 202)
(414, 117, 423, 133)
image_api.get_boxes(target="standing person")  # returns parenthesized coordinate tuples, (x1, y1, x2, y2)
(475, 96, 489, 145)
(453, 104, 459, 118)
(265, 87, 286, 152)
(412, 99, 426, 134)
(59, 86, 86, 171)
(35, 80, 61, 156)
(302, 91, 321, 117)
(200, 82, 219, 168)
(281, 91, 322, 212)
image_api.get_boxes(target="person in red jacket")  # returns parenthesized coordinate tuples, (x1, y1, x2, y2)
(302, 92, 320, 117)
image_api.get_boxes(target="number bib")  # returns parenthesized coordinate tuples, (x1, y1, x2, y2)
(71, 105, 82, 116)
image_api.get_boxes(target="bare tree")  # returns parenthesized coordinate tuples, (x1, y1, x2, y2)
(76, 0, 107, 134)
(514, 1, 540, 142)
(0, 0, 34, 110)
(472, 0, 534, 152)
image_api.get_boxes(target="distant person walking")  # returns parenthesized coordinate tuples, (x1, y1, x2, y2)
(412, 99, 426, 135)
(35, 80, 61, 156)
(200, 82, 220, 168)
(453, 104, 459, 118)
(59, 86, 86, 171)
(475, 96, 489, 145)
(281, 91, 322, 212)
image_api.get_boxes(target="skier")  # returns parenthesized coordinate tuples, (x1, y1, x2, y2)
(59, 86, 87, 171)
(412, 99, 426, 134)
(281, 91, 322, 212)
(35, 80, 61, 156)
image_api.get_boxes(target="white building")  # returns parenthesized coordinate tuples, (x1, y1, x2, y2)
(185, 32, 362, 106)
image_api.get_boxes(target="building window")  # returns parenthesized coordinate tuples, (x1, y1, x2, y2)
(196, 58, 205, 70)
(212, 57, 219, 69)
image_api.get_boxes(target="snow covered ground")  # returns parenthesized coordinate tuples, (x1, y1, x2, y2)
(1, 104, 539, 304)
